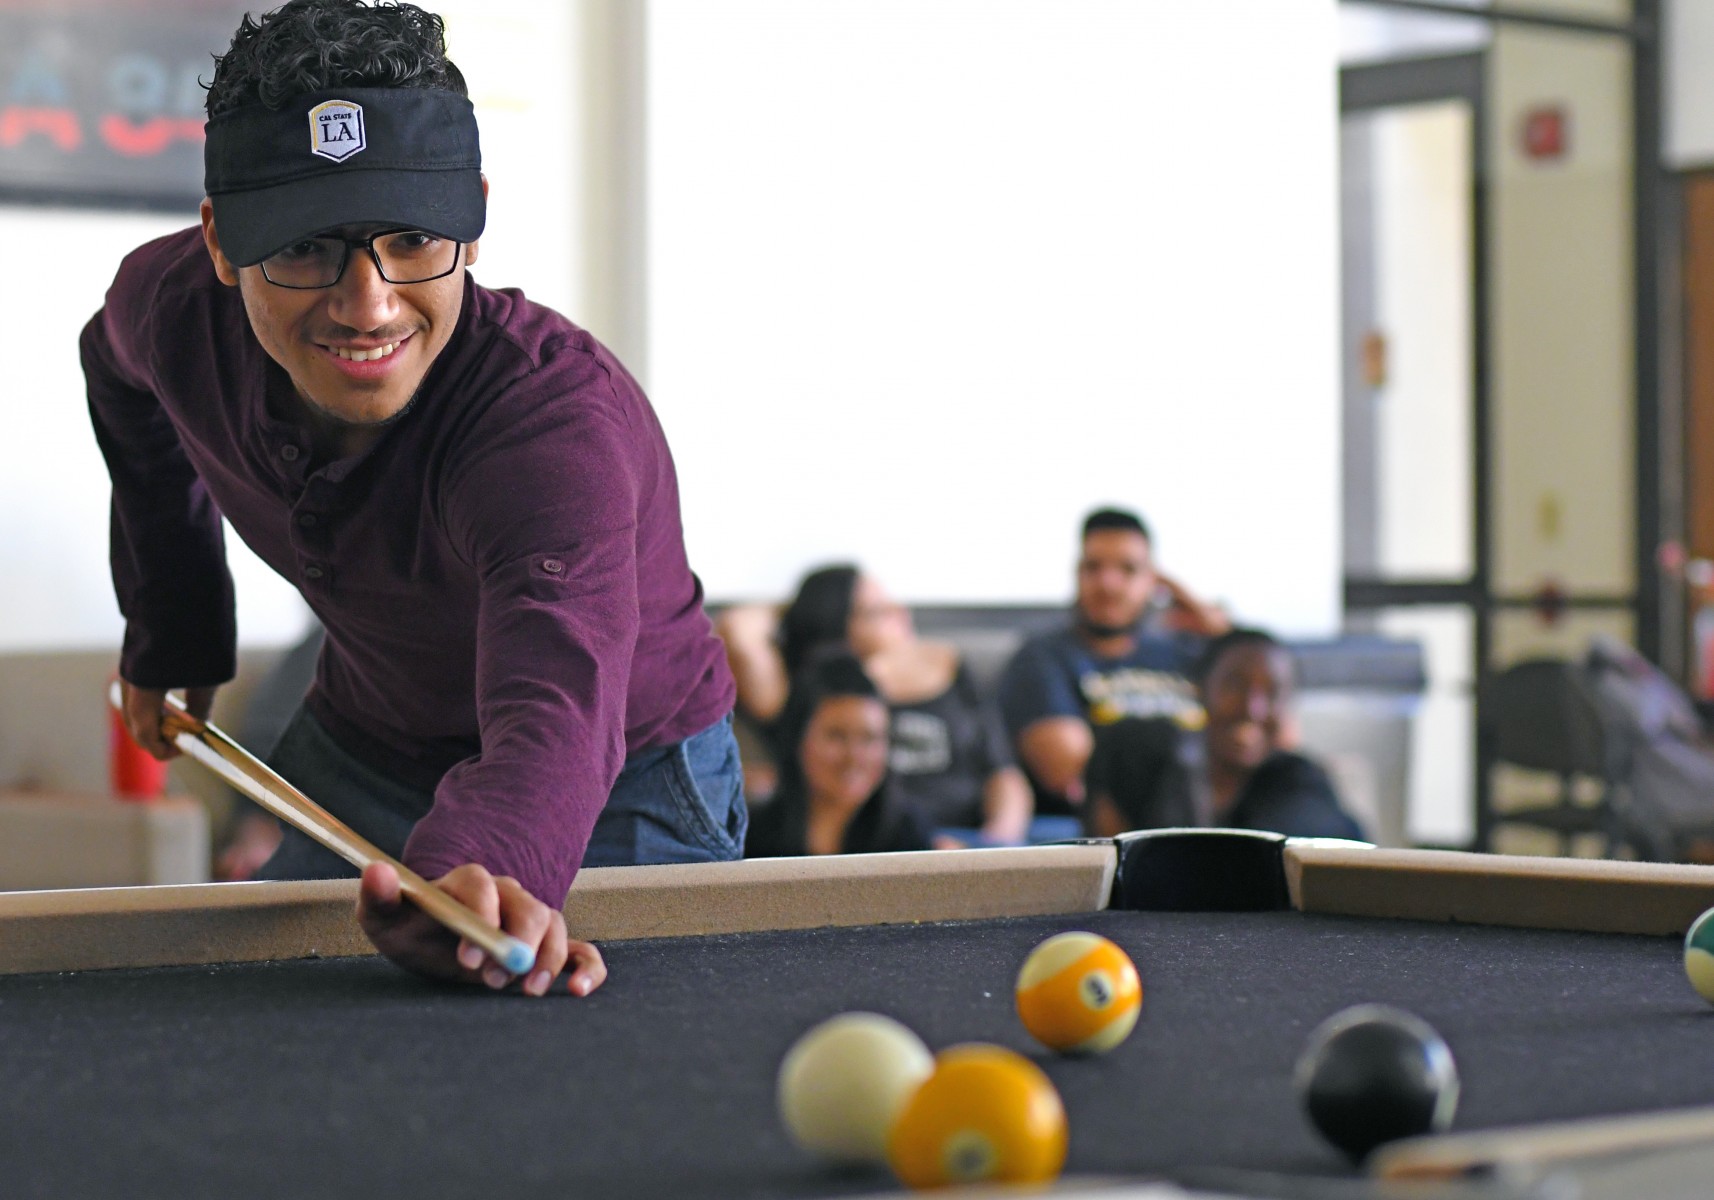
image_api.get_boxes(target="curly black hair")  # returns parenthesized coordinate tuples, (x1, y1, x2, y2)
(205, 0, 466, 117)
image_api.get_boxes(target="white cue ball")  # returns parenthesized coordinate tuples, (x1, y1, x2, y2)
(776, 1012, 934, 1164)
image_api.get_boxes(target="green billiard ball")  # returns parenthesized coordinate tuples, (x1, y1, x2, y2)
(1684, 907, 1714, 1004)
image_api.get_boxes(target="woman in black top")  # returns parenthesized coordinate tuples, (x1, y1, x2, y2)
(744, 654, 929, 858)
(718, 564, 1030, 843)
(1084, 628, 1366, 842)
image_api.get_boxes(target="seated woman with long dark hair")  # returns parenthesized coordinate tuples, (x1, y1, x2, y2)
(1084, 628, 1366, 841)
(718, 564, 1031, 845)
(743, 654, 930, 857)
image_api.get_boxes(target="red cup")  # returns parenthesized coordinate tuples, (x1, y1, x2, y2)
(109, 689, 168, 801)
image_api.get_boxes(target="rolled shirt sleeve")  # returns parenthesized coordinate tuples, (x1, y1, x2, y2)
(81, 267, 236, 691)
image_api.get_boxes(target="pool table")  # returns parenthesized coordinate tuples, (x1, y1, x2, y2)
(5, 831, 1714, 1199)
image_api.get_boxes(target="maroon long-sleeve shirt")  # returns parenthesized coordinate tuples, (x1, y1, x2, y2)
(82, 227, 734, 904)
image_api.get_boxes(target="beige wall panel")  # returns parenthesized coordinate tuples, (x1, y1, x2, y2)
(1505, 0, 1631, 18)
(1490, 607, 1635, 666)
(0, 792, 209, 890)
(1489, 30, 1634, 597)
(0, 650, 285, 858)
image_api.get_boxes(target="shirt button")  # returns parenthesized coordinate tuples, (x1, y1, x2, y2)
(298, 513, 317, 528)
(304, 566, 324, 580)
(542, 558, 565, 574)
(280, 445, 301, 462)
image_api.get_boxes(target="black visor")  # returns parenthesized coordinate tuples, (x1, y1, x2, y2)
(204, 87, 484, 268)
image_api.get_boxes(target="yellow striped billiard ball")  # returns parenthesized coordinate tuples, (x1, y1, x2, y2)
(1015, 931, 1143, 1054)
(885, 1043, 1068, 1189)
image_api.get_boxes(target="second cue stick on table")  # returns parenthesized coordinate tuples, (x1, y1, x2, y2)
(108, 682, 536, 975)
(1371, 1103, 1714, 1181)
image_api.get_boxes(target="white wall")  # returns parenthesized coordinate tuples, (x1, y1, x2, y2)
(0, 207, 312, 652)
(440, 0, 583, 319)
(1339, 4, 1487, 66)
(648, 0, 1342, 634)
(3, 0, 1342, 653)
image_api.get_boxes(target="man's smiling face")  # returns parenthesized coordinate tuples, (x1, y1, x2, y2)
(201, 201, 478, 428)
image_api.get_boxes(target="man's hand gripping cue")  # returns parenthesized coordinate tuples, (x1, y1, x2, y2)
(358, 861, 607, 998)
(119, 679, 219, 760)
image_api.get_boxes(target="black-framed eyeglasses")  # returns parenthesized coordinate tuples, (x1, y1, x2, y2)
(259, 228, 463, 290)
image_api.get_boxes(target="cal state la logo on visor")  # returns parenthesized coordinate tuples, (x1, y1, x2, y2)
(308, 99, 366, 162)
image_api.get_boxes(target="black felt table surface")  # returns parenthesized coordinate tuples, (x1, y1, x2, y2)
(0, 910, 1708, 1199)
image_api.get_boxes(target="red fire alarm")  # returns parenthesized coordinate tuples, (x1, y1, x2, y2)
(1522, 106, 1569, 161)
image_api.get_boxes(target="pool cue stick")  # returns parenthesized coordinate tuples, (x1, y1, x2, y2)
(1370, 1103, 1714, 1181)
(107, 681, 536, 976)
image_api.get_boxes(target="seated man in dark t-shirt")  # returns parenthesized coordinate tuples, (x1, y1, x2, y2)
(1084, 628, 1366, 842)
(997, 507, 1227, 815)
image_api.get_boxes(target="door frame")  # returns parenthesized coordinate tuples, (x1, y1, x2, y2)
(1351, 0, 1670, 677)
(1339, 51, 1492, 846)
(1341, 0, 1667, 851)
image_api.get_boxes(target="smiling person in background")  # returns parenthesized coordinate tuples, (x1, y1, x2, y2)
(1084, 628, 1365, 842)
(83, 0, 742, 996)
(743, 654, 930, 858)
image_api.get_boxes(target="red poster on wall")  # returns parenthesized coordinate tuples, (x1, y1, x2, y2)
(0, 3, 251, 211)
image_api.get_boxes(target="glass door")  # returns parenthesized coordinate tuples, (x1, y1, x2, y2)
(1341, 54, 1486, 847)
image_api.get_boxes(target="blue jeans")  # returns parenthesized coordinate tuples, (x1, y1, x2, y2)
(255, 708, 747, 881)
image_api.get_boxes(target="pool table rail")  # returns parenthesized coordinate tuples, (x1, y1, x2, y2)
(1104, 828, 1714, 937)
(6, 837, 1714, 977)
(1288, 844, 1714, 937)
(0, 844, 1117, 976)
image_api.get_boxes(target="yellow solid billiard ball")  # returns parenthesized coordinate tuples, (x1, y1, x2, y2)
(776, 1012, 934, 1164)
(1015, 931, 1142, 1054)
(886, 1043, 1068, 1189)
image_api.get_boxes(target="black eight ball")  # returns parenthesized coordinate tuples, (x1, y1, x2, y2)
(1295, 1004, 1460, 1162)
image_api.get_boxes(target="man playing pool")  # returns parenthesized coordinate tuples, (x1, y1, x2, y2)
(82, 0, 742, 997)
